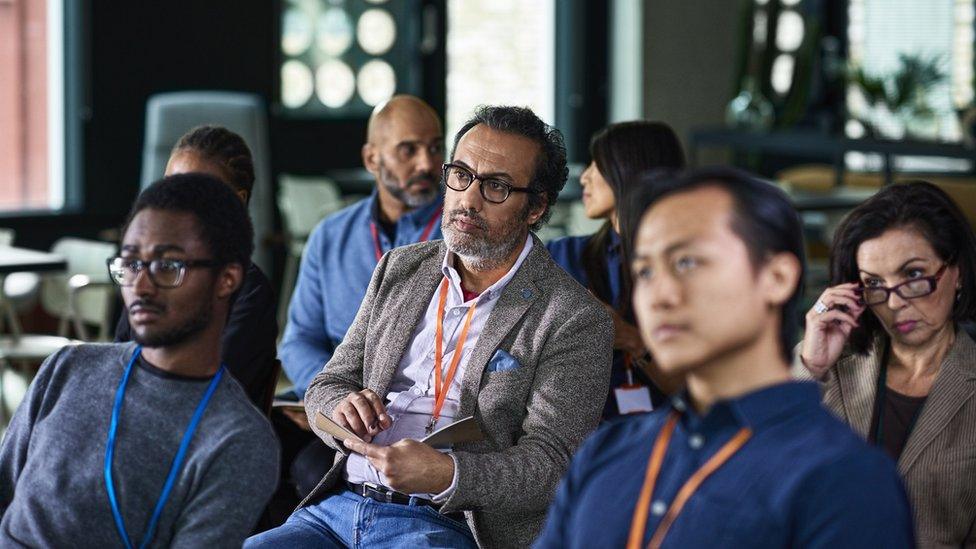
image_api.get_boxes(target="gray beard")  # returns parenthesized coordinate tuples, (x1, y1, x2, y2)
(379, 164, 438, 209)
(442, 208, 528, 271)
(449, 244, 522, 272)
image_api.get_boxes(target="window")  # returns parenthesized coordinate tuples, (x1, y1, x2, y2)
(279, 0, 413, 117)
(0, 0, 64, 211)
(750, 0, 806, 98)
(445, 0, 555, 140)
(846, 0, 973, 142)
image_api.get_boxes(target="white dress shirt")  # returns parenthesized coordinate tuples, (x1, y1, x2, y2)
(344, 235, 534, 498)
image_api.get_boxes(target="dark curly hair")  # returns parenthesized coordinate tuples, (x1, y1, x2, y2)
(830, 181, 976, 354)
(123, 173, 254, 270)
(173, 125, 255, 200)
(450, 105, 567, 231)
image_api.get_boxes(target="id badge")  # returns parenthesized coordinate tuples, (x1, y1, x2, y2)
(614, 384, 653, 414)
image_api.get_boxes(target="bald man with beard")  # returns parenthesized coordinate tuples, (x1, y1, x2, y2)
(272, 95, 446, 502)
(280, 95, 446, 398)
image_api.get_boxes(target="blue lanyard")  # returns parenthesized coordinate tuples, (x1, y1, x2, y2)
(104, 346, 225, 549)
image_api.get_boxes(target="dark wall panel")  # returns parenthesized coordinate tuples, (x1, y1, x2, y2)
(84, 0, 277, 219)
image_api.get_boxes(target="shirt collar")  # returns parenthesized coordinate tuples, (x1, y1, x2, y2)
(669, 381, 821, 432)
(441, 234, 534, 304)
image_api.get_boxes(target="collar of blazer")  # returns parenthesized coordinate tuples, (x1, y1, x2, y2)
(370, 234, 547, 412)
(837, 329, 976, 472)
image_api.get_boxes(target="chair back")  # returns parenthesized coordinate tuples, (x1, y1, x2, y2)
(277, 175, 344, 243)
(140, 91, 272, 273)
(274, 175, 346, 331)
(565, 201, 606, 237)
(40, 238, 117, 340)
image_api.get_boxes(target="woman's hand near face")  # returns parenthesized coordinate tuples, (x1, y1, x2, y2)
(801, 282, 866, 379)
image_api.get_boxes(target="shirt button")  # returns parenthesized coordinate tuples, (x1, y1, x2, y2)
(651, 501, 667, 516)
(689, 434, 704, 449)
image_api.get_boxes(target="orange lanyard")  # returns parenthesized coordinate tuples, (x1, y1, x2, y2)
(370, 206, 442, 261)
(426, 277, 477, 434)
(627, 411, 752, 549)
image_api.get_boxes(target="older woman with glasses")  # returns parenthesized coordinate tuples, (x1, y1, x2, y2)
(796, 181, 976, 547)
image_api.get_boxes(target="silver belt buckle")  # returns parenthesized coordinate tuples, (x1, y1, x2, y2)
(364, 482, 394, 503)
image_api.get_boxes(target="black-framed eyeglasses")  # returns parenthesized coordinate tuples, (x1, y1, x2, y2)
(106, 257, 221, 289)
(859, 263, 949, 306)
(442, 163, 537, 204)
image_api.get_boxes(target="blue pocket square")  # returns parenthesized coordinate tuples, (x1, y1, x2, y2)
(487, 350, 521, 372)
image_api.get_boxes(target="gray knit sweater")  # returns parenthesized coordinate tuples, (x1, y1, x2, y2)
(0, 343, 279, 548)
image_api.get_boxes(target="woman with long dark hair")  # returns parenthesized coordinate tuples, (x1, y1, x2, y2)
(547, 121, 685, 418)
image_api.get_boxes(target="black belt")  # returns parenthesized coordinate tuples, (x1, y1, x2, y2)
(346, 482, 437, 508)
(345, 482, 466, 523)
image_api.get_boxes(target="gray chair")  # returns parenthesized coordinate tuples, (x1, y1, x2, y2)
(39, 238, 118, 341)
(565, 201, 605, 237)
(275, 174, 345, 333)
(0, 230, 40, 318)
(140, 91, 273, 274)
(0, 238, 115, 420)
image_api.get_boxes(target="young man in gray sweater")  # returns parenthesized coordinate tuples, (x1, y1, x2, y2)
(0, 174, 279, 547)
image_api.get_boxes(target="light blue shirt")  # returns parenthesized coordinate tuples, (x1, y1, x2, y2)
(279, 190, 443, 396)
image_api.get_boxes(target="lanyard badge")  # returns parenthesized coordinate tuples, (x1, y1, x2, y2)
(427, 277, 477, 435)
(104, 346, 225, 549)
(615, 356, 653, 415)
(627, 411, 752, 549)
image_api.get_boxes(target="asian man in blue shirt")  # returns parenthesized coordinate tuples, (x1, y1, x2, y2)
(534, 167, 914, 548)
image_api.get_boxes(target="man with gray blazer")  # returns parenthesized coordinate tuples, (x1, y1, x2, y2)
(247, 106, 613, 548)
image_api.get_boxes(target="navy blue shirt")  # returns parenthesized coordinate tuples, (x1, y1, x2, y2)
(546, 231, 622, 307)
(547, 231, 665, 416)
(279, 191, 443, 396)
(535, 381, 914, 548)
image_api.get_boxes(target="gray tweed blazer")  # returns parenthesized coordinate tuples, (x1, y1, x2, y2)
(794, 332, 976, 548)
(301, 235, 613, 548)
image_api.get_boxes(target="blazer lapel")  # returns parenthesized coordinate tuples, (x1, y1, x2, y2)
(899, 333, 976, 473)
(837, 340, 883, 439)
(456, 238, 544, 419)
(370, 244, 445, 395)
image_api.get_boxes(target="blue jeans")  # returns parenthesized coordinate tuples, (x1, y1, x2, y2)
(245, 488, 476, 549)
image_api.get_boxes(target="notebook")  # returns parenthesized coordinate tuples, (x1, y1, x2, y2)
(314, 412, 485, 449)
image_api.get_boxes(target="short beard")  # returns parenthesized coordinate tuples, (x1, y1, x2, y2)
(132, 297, 213, 348)
(379, 161, 438, 209)
(442, 203, 530, 271)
